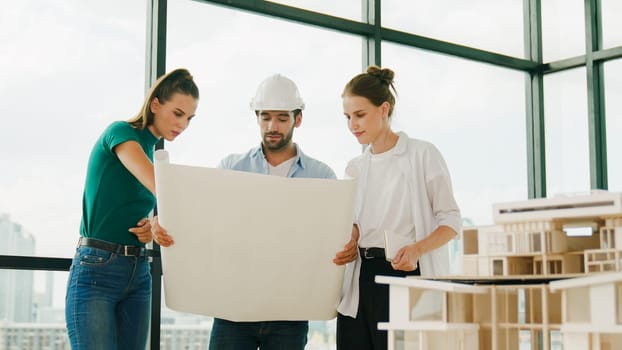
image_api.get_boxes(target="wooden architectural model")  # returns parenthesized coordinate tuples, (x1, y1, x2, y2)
(377, 275, 564, 350)
(549, 272, 622, 350)
(463, 191, 622, 277)
(378, 191, 622, 350)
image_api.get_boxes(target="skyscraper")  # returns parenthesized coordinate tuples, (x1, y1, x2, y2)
(0, 213, 35, 322)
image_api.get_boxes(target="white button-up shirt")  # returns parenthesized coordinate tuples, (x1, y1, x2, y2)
(338, 132, 462, 318)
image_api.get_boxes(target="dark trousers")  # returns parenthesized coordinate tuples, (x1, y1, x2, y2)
(209, 318, 308, 350)
(337, 258, 420, 350)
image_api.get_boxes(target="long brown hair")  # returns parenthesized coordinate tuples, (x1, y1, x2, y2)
(128, 68, 199, 129)
(342, 65, 397, 117)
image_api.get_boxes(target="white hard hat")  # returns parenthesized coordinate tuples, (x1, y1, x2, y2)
(250, 74, 305, 111)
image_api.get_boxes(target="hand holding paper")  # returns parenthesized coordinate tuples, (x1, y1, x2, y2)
(333, 224, 359, 265)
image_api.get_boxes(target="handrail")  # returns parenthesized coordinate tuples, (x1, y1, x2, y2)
(0, 255, 72, 271)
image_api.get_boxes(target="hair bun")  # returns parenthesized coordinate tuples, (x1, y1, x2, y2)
(175, 68, 193, 81)
(366, 65, 394, 86)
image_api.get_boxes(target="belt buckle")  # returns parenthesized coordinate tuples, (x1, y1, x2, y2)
(124, 245, 131, 256)
(363, 248, 372, 259)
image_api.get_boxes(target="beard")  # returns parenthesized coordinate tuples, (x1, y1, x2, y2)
(262, 126, 294, 152)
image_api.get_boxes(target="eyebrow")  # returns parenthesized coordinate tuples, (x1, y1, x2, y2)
(174, 107, 191, 116)
(174, 108, 195, 118)
(345, 109, 365, 116)
(260, 112, 291, 117)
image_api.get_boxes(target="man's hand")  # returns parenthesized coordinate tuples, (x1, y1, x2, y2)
(152, 216, 175, 247)
(129, 218, 153, 243)
(333, 224, 360, 265)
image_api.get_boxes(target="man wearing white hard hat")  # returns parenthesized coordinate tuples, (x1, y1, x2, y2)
(205, 74, 359, 349)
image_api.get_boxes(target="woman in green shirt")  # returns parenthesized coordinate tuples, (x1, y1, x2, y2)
(65, 68, 199, 350)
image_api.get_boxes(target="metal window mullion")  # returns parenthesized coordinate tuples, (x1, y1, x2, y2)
(524, 0, 546, 199)
(198, 0, 534, 72)
(542, 46, 622, 73)
(146, 1, 167, 349)
(195, 0, 373, 37)
(585, 0, 607, 189)
(362, 0, 381, 68)
(146, 0, 167, 93)
(592, 46, 622, 61)
(380, 28, 536, 72)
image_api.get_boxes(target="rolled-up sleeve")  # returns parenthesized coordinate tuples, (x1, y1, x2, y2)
(424, 146, 462, 238)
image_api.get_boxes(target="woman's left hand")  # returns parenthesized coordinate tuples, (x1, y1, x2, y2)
(129, 218, 153, 243)
(333, 224, 360, 265)
(391, 243, 421, 271)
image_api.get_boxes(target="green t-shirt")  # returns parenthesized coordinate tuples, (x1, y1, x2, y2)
(80, 121, 159, 246)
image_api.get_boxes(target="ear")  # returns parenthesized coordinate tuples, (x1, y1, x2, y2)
(150, 97, 161, 114)
(294, 112, 302, 128)
(380, 101, 390, 120)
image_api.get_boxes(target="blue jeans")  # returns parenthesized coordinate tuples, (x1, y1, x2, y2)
(209, 318, 308, 350)
(65, 246, 152, 350)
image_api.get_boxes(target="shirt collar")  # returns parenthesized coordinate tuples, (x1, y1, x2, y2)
(393, 131, 409, 155)
(250, 143, 306, 170)
(363, 131, 409, 156)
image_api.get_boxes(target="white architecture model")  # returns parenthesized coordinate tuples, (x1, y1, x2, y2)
(379, 191, 622, 350)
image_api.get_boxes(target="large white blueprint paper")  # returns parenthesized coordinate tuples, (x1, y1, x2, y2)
(153, 150, 356, 321)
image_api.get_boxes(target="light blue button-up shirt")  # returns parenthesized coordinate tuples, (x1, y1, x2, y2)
(218, 143, 336, 179)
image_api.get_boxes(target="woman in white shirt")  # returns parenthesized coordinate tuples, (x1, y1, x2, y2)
(337, 66, 462, 350)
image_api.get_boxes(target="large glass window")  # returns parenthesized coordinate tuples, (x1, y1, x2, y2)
(1, 1, 616, 349)
(606, 60, 622, 191)
(544, 68, 590, 194)
(382, 0, 524, 58)
(164, 2, 362, 348)
(0, 269, 70, 347)
(0, 0, 146, 345)
(382, 42, 528, 226)
(165, 1, 361, 175)
(601, 0, 622, 49)
(542, 0, 586, 62)
(0, 1, 147, 259)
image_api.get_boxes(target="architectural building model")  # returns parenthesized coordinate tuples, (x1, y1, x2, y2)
(378, 191, 622, 350)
